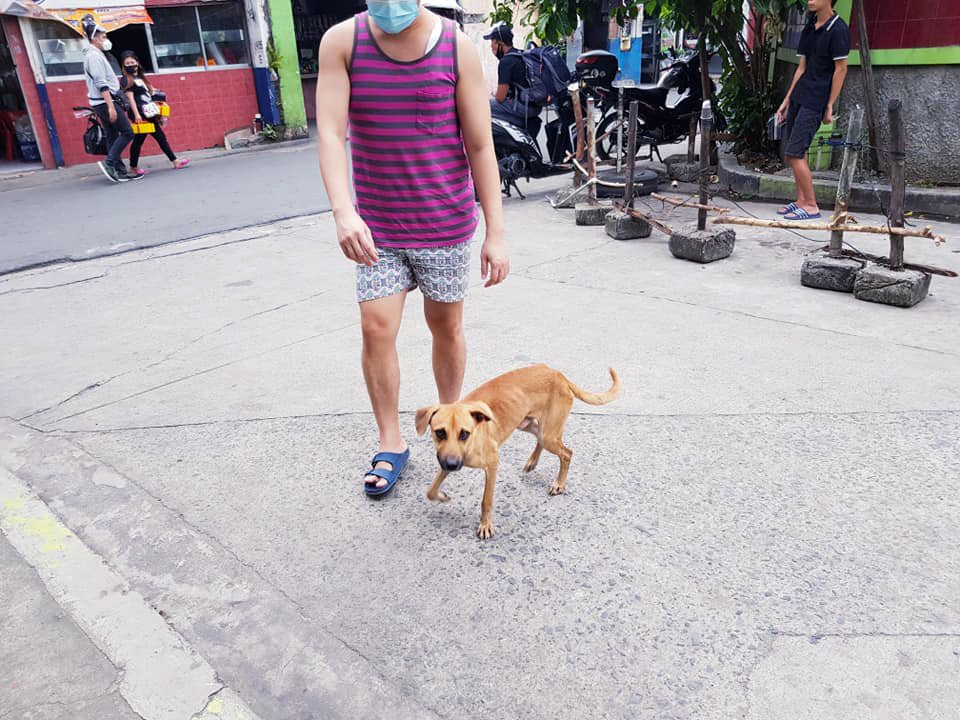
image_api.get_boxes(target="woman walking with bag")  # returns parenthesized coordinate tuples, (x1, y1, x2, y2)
(119, 51, 189, 175)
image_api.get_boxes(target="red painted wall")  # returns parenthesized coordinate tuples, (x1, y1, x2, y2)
(46, 67, 258, 166)
(852, 0, 960, 50)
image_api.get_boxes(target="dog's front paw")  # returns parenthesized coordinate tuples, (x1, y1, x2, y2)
(476, 520, 494, 539)
(548, 482, 567, 496)
(427, 490, 450, 502)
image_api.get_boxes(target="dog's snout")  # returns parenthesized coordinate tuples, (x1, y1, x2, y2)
(438, 454, 463, 471)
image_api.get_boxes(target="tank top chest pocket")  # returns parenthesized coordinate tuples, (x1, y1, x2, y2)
(417, 86, 455, 134)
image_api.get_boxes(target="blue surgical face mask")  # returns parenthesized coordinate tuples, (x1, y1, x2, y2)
(367, 0, 419, 34)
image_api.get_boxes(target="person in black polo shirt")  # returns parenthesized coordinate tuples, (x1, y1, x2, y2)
(485, 22, 535, 131)
(775, 0, 850, 220)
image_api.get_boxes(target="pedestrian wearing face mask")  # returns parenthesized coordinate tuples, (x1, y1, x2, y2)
(120, 51, 190, 175)
(316, 1, 508, 496)
(485, 22, 533, 131)
(81, 15, 140, 183)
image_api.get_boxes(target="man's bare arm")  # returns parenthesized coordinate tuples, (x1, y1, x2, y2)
(456, 32, 508, 287)
(316, 20, 377, 266)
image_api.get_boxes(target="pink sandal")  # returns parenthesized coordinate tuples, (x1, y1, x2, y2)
(173, 158, 190, 170)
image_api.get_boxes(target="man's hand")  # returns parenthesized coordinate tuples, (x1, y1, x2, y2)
(480, 233, 509, 287)
(335, 209, 378, 266)
(108, 105, 117, 124)
(823, 105, 834, 125)
(775, 101, 789, 125)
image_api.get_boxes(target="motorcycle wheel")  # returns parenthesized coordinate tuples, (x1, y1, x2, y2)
(595, 112, 653, 163)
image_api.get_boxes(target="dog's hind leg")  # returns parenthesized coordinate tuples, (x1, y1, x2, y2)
(541, 397, 574, 495)
(519, 418, 543, 472)
(524, 442, 543, 473)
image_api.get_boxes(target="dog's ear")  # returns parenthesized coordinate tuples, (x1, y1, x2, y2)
(415, 405, 440, 436)
(469, 401, 494, 425)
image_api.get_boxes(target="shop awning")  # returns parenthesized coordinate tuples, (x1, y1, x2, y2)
(0, 0, 152, 34)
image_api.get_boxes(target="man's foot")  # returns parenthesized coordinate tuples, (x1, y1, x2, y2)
(784, 207, 821, 221)
(98, 161, 122, 183)
(116, 165, 143, 181)
(776, 202, 799, 215)
(364, 447, 409, 496)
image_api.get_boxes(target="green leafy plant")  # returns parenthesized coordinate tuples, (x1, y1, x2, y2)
(489, 0, 514, 25)
(260, 124, 280, 142)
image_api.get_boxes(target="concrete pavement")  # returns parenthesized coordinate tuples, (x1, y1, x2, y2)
(1, 179, 959, 719)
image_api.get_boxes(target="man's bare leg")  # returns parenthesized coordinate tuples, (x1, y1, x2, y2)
(360, 291, 408, 488)
(788, 155, 819, 213)
(423, 298, 466, 403)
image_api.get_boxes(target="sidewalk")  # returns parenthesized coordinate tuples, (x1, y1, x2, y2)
(1, 180, 959, 719)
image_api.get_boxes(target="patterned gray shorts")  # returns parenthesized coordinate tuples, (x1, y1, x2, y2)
(356, 242, 471, 304)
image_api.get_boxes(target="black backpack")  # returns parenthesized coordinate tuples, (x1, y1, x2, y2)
(516, 44, 572, 110)
(82, 113, 108, 155)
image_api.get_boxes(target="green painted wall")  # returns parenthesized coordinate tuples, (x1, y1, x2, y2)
(267, 0, 307, 129)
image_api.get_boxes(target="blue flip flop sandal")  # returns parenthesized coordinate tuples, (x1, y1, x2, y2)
(784, 208, 822, 221)
(364, 449, 410, 497)
(777, 202, 799, 215)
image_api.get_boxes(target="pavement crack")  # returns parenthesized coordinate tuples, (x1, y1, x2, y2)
(115, 233, 275, 267)
(42, 321, 358, 427)
(18, 372, 131, 423)
(0, 273, 107, 296)
(141, 291, 330, 371)
(771, 630, 960, 640)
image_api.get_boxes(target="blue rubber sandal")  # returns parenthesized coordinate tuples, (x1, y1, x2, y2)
(363, 449, 410, 497)
(784, 208, 822, 221)
(777, 202, 799, 215)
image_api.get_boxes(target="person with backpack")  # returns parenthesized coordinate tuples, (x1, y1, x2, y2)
(119, 51, 190, 175)
(485, 22, 535, 131)
(80, 15, 141, 183)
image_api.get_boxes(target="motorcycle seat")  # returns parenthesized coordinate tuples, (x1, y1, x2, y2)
(625, 85, 669, 107)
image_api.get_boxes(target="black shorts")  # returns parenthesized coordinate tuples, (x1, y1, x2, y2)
(784, 102, 823, 158)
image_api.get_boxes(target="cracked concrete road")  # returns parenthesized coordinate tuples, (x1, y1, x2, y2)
(1, 177, 959, 719)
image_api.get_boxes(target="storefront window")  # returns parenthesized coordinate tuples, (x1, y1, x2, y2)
(35, 21, 87, 77)
(150, 3, 249, 70)
(198, 4, 250, 66)
(150, 6, 205, 69)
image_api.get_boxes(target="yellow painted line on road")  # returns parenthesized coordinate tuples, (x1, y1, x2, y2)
(0, 468, 263, 720)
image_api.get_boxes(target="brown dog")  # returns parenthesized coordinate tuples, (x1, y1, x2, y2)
(415, 364, 620, 538)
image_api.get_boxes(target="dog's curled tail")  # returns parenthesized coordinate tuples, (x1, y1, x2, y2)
(567, 368, 621, 405)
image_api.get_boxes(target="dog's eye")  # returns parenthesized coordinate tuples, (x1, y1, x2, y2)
(435, 429, 447, 441)
(459, 430, 470, 441)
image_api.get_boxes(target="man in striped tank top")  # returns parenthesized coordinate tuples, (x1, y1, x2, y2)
(317, 1, 509, 496)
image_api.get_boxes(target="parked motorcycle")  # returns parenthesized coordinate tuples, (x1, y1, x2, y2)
(577, 49, 726, 163)
(492, 91, 578, 199)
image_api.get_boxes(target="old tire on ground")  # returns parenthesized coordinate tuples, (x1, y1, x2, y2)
(596, 167, 658, 199)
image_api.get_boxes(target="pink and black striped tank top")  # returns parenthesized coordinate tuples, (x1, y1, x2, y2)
(348, 13, 478, 249)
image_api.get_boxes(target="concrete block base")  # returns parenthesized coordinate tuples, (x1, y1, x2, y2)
(668, 161, 714, 184)
(605, 210, 651, 240)
(800, 256, 863, 293)
(668, 224, 735, 263)
(854, 266, 931, 308)
(575, 203, 610, 226)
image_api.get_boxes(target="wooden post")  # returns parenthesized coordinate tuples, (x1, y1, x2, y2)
(830, 105, 863, 258)
(887, 99, 906, 271)
(622, 100, 640, 209)
(571, 87, 586, 187)
(698, 100, 713, 231)
(854, 0, 881, 173)
(586, 96, 598, 204)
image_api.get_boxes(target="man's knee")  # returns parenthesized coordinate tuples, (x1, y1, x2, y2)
(425, 304, 463, 340)
(361, 308, 400, 343)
